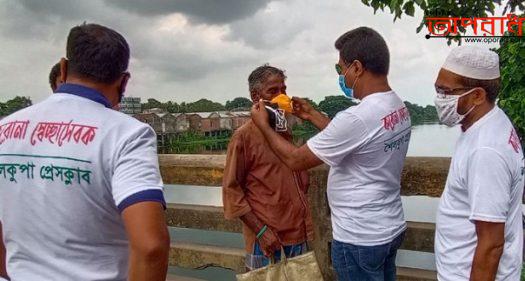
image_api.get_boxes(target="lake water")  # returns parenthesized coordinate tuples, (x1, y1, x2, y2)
(407, 123, 461, 157)
(169, 124, 461, 280)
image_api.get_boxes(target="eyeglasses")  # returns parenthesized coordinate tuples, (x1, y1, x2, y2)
(435, 86, 474, 97)
(335, 64, 343, 75)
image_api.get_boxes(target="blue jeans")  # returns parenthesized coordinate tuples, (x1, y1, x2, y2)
(331, 232, 405, 281)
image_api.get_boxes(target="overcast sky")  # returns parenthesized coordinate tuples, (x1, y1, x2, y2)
(0, 0, 496, 106)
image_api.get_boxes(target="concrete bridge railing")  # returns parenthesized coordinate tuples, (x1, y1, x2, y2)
(161, 154, 450, 281)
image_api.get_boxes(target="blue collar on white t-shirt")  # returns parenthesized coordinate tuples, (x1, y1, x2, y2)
(56, 83, 112, 108)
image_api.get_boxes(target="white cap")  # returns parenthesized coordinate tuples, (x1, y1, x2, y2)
(442, 46, 500, 79)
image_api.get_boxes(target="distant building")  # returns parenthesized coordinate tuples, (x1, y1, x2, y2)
(133, 110, 251, 137)
(119, 97, 142, 115)
(143, 108, 166, 114)
(156, 113, 175, 133)
(133, 113, 162, 133)
(173, 113, 190, 132)
(229, 111, 251, 130)
(218, 112, 233, 131)
(187, 112, 221, 136)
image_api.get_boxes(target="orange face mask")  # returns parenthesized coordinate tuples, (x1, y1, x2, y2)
(270, 94, 293, 113)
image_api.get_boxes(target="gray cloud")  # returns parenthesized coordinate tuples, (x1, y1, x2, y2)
(0, 0, 460, 107)
(105, 0, 273, 24)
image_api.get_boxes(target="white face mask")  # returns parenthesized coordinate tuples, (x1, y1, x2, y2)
(434, 88, 476, 127)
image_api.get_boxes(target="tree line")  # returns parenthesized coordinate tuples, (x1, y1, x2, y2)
(1, 95, 438, 127)
(141, 95, 438, 143)
(141, 95, 438, 125)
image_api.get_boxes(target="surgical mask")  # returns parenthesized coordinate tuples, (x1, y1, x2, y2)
(338, 65, 358, 99)
(434, 88, 476, 127)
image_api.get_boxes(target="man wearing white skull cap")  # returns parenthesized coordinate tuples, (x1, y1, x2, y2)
(434, 45, 524, 281)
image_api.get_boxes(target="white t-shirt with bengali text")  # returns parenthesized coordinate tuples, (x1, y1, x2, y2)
(0, 86, 165, 281)
(307, 91, 411, 246)
(435, 106, 524, 281)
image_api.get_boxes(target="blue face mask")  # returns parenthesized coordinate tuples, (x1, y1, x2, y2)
(338, 64, 358, 99)
(338, 74, 353, 98)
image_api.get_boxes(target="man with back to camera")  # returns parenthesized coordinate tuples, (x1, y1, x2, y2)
(250, 27, 411, 280)
(222, 64, 314, 271)
(433, 45, 524, 281)
(0, 23, 169, 281)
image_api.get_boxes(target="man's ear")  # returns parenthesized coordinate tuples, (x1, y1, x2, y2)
(250, 90, 259, 103)
(353, 60, 365, 77)
(59, 58, 68, 83)
(472, 87, 488, 105)
(119, 72, 130, 94)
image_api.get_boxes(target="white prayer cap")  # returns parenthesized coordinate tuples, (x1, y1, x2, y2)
(442, 46, 500, 80)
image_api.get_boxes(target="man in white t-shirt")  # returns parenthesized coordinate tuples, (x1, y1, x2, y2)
(0, 23, 169, 281)
(250, 27, 411, 280)
(434, 46, 524, 281)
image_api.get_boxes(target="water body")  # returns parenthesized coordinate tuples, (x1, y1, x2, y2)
(169, 124, 460, 279)
(407, 123, 460, 157)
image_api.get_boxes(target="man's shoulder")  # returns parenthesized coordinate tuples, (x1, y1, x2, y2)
(232, 120, 256, 138)
(350, 92, 407, 123)
(473, 108, 518, 152)
(107, 109, 148, 128)
(332, 106, 364, 124)
(108, 111, 156, 142)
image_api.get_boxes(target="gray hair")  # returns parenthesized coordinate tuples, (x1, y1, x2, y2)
(248, 64, 286, 93)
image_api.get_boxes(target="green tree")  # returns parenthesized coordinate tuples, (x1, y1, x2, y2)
(142, 98, 164, 110)
(318, 95, 357, 119)
(497, 30, 525, 146)
(0, 96, 32, 116)
(166, 101, 181, 113)
(185, 98, 226, 112)
(225, 97, 252, 111)
(404, 101, 438, 125)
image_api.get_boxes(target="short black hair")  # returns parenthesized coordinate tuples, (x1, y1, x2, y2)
(248, 64, 286, 93)
(459, 76, 501, 103)
(49, 62, 61, 91)
(66, 23, 129, 84)
(335, 27, 390, 75)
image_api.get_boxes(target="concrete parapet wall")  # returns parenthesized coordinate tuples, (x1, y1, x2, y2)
(161, 154, 448, 280)
(159, 154, 450, 197)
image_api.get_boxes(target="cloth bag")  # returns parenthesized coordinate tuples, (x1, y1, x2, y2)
(236, 250, 324, 281)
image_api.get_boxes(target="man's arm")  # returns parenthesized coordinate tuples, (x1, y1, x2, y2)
(240, 212, 281, 257)
(466, 148, 512, 281)
(111, 126, 169, 281)
(122, 202, 170, 281)
(470, 221, 505, 281)
(251, 100, 323, 171)
(0, 223, 7, 279)
(291, 97, 330, 130)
